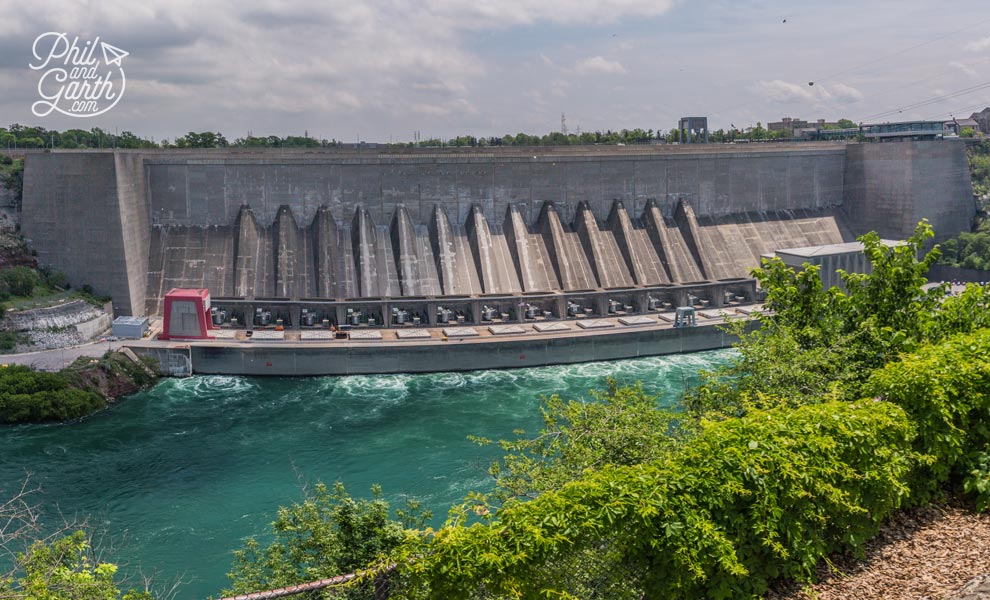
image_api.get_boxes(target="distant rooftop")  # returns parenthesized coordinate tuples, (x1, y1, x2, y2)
(776, 239, 902, 258)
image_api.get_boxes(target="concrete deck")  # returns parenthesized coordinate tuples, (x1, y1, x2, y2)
(119, 307, 759, 376)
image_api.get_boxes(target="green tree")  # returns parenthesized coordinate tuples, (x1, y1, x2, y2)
(6, 531, 152, 600)
(471, 379, 682, 505)
(688, 221, 946, 415)
(224, 482, 430, 599)
(0, 266, 42, 298)
(174, 131, 228, 148)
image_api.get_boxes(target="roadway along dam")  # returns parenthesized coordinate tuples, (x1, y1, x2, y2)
(20, 141, 974, 319)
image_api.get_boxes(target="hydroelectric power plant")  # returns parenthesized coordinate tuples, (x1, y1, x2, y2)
(19, 140, 974, 375)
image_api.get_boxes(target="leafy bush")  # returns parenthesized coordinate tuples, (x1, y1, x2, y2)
(471, 379, 682, 504)
(0, 266, 42, 298)
(963, 450, 990, 512)
(40, 268, 67, 290)
(395, 400, 917, 599)
(689, 222, 944, 416)
(866, 328, 990, 503)
(4, 530, 152, 599)
(0, 330, 18, 354)
(0, 365, 105, 423)
(224, 482, 431, 599)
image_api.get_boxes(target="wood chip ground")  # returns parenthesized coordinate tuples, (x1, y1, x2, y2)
(767, 501, 990, 600)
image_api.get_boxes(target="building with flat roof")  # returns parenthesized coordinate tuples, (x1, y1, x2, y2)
(773, 240, 903, 291)
(768, 117, 839, 135)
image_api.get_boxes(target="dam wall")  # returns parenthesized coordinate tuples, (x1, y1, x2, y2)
(20, 141, 974, 316)
(843, 141, 974, 242)
(143, 144, 846, 228)
(21, 152, 146, 314)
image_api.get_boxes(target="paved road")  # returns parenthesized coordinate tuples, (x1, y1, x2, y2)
(1, 340, 126, 371)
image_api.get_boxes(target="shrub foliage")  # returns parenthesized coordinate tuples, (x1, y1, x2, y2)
(0, 365, 105, 423)
(394, 401, 917, 599)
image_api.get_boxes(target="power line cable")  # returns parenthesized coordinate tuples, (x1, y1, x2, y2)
(857, 80, 990, 122)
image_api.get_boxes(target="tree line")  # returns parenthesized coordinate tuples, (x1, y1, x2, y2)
(0, 120, 859, 151)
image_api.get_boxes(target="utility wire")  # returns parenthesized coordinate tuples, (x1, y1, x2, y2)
(857, 81, 990, 122)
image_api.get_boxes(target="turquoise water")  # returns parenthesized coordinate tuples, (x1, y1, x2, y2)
(0, 351, 731, 598)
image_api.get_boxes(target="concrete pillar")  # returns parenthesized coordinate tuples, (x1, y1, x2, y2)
(712, 285, 725, 308)
(427, 300, 438, 326)
(632, 290, 649, 314)
(594, 294, 607, 316)
(288, 305, 301, 329)
(673, 289, 689, 308)
(471, 300, 482, 325)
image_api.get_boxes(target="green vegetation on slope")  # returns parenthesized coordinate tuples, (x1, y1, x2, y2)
(0, 352, 158, 424)
(938, 231, 990, 270)
(0, 365, 105, 423)
(0, 229, 111, 354)
(0, 155, 22, 206)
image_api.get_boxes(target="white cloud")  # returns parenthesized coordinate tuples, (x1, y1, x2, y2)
(825, 83, 864, 103)
(752, 80, 862, 105)
(572, 56, 627, 75)
(550, 78, 570, 97)
(752, 80, 815, 103)
(423, 0, 677, 28)
(949, 60, 980, 78)
(966, 37, 990, 52)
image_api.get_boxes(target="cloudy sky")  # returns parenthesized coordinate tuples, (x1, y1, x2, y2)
(3, 0, 990, 143)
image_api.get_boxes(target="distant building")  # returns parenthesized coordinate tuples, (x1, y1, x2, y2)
(768, 117, 839, 135)
(969, 108, 990, 134)
(774, 240, 903, 291)
(677, 117, 709, 144)
(949, 117, 981, 135)
(768, 117, 808, 133)
(860, 121, 949, 141)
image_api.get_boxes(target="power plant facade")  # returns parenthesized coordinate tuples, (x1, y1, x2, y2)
(20, 141, 974, 317)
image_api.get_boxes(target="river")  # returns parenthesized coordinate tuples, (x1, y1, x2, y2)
(0, 350, 731, 598)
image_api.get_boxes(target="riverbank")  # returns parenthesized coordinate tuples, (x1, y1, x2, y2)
(0, 349, 158, 423)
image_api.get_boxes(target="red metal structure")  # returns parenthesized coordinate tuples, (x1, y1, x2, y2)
(160, 288, 215, 340)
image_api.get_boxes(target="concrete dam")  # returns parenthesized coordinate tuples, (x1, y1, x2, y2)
(21, 141, 974, 318)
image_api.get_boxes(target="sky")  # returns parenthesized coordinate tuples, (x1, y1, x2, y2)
(2, 0, 990, 143)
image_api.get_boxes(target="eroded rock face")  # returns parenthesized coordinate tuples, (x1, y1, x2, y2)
(947, 575, 990, 600)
